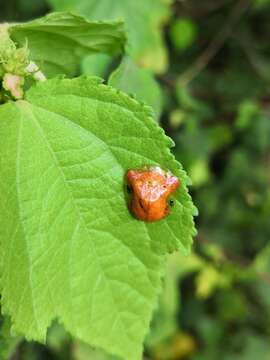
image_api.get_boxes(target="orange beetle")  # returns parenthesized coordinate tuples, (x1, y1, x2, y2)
(126, 166, 180, 222)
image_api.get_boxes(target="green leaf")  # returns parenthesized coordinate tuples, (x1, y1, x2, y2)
(146, 252, 186, 347)
(0, 76, 195, 360)
(73, 341, 116, 360)
(169, 18, 198, 51)
(47, 0, 171, 73)
(8, 12, 126, 77)
(235, 100, 259, 129)
(81, 53, 112, 77)
(109, 57, 163, 119)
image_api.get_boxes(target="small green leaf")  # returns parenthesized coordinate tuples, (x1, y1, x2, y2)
(169, 18, 197, 51)
(48, 0, 171, 73)
(109, 57, 163, 119)
(235, 100, 259, 129)
(0, 76, 195, 360)
(8, 12, 126, 77)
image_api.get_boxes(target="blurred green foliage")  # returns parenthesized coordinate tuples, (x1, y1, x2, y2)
(1, 0, 270, 359)
(169, 18, 198, 52)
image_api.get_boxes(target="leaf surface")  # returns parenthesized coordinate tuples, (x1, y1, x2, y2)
(109, 56, 163, 119)
(81, 53, 112, 78)
(8, 12, 125, 77)
(0, 76, 195, 359)
(48, 0, 171, 73)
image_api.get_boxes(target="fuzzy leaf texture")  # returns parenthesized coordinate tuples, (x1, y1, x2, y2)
(8, 12, 126, 77)
(0, 76, 196, 360)
(47, 0, 171, 73)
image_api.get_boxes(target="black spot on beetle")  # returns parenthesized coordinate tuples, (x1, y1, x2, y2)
(169, 199, 174, 207)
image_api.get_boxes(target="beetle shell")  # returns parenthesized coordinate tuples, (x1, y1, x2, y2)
(126, 167, 180, 222)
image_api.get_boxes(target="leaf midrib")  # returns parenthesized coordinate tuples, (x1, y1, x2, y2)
(17, 100, 139, 351)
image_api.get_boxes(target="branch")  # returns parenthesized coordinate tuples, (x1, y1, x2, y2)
(177, 0, 252, 87)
